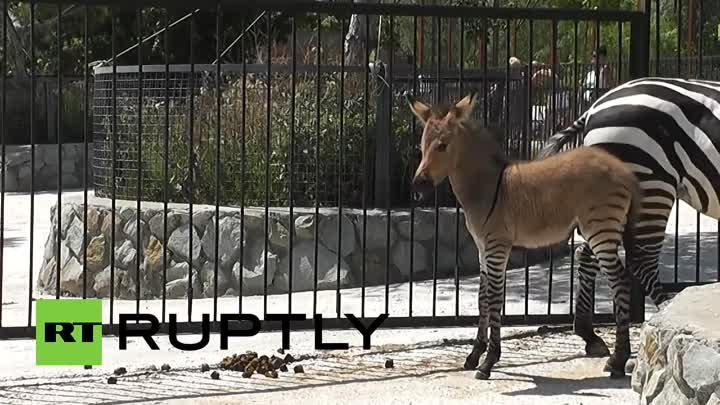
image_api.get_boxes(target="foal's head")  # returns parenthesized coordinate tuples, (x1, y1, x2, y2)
(405, 91, 504, 201)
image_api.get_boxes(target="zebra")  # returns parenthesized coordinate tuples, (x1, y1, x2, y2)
(538, 76, 720, 357)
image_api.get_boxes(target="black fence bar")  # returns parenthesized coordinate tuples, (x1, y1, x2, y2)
(25, 1, 36, 326)
(213, 3, 222, 321)
(161, 11, 170, 323)
(0, 0, 6, 328)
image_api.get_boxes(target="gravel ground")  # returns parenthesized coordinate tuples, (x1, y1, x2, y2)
(0, 325, 641, 405)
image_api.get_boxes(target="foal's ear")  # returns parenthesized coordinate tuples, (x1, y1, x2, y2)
(404, 92, 432, 125)
(451, 91, 479, 121)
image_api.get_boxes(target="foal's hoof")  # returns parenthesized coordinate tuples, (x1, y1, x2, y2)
(585, 340, 611, 358)
(463, 342, 487, 370)
(624, 359, 637, 374)
(463, 354, 480, 370)
(474, 370, 490, 380)
(603, 357, 627, 379)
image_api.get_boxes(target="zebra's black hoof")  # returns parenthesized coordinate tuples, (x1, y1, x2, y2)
(474, 370, 490, 380)
(585, 340, 611, 358)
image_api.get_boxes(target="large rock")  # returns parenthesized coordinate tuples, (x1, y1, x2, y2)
(101, 212, 125, 242)
(167, 224, 202, 263)
(632, 283, 720, 405)
(148, 212, 188, 242)
(85, 235, 108, 273)
(60, 256, 85, 296)
(233, 248, 279, 295)
(319, 214, 356, 257)
(114, 240, 138, 270)
(64, 216, 85, 258)
(294, 214, 317, 240)
(201, 216, 246, 269)
(123, 215, 150, 249)
(274, 241, 350, 293)
(192, 209, 215, 232)
(86, 207, 104, 236)
(93, 267, 124, 298)
(200, 261, 236, 298)
(392, 240, 429, 277)
(361, 213, 397, 250)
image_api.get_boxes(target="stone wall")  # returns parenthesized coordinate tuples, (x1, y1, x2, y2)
(37, 199, 570, 299)
(632, 282, 720, 405)
(2, 143, 93, 191)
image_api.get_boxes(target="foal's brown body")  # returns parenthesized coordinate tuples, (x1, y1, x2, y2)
(407, 92, 641, 380)
(477, 147, 640, 249)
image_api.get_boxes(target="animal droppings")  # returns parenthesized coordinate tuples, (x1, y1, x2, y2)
(293, 365, 305, 374)
(210, 371, 220, 380)
(113, 367, 127, 376)
(160, 363, 171, 372)
(201, 363, 210, 372)
(385, 359, 394, 369)
(107, 377, 117, 384)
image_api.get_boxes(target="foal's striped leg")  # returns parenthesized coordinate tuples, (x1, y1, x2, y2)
(463, 247, 489, 370)
(465, 239, 511, 380)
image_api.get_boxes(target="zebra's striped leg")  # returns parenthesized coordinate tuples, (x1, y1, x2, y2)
(591, 243, 632, 378)
(475, 243, 511, 380)
(573, 242, 611, 357)
(632, 236, 669, 307)
(464, 254, 489, 370)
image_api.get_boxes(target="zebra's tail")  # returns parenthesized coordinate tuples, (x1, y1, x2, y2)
(536, 110, 588, 160)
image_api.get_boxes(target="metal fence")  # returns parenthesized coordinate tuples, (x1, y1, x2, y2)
(0, 0, 717, 340)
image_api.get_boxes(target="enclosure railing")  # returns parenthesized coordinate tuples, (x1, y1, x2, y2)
(2, 0, 716, 341)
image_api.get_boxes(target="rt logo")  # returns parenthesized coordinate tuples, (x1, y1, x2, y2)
(35, 299, 102, 366)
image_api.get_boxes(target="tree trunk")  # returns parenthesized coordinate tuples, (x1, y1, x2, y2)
(344, 0, 380, 66)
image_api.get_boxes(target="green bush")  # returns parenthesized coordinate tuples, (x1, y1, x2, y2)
(103, 70, 415, 208)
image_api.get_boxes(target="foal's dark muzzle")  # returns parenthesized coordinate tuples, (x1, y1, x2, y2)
(412, 175, 434, 202)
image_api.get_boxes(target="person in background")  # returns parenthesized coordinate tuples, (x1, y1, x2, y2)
(583, 46, 615, 105)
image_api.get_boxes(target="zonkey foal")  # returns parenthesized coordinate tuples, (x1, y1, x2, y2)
(406, 92, 642, 380)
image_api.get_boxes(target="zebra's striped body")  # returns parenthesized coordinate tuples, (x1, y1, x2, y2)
(539, 77, 720, 327)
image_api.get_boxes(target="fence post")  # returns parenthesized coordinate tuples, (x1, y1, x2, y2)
(628, 0, 650, 324)
(373, 62, 391, 207)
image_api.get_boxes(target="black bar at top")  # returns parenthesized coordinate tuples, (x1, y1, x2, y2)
(20, 0, 643, 22)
